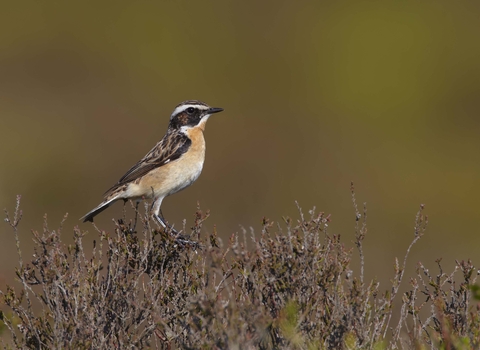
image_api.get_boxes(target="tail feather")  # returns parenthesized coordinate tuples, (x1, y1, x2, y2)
(80, 198, 117, 223)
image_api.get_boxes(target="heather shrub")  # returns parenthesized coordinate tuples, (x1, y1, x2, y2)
(1, 188, 479, 349)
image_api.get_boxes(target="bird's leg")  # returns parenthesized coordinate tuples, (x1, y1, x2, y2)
(151, 198, 198, 248)
(151, 198, 177, 233)
(159, 209, 176, 232)
(153, 213, 176, 233)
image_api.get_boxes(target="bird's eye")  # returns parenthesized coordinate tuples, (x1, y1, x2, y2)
(186, 107, 195, 115)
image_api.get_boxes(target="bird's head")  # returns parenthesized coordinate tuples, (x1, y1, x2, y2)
(169, 100, 223, 132)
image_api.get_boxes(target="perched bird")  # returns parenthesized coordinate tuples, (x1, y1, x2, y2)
(81, 100, 223, 229)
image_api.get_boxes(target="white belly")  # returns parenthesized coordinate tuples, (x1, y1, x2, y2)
(164, 159, 204, 196)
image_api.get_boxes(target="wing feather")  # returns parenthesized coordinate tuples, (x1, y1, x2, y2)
(104, 131, 191, 197)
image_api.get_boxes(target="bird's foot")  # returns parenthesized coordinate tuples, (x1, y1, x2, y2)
(172, 232, 201, 249)
(153, 214, 200, 249)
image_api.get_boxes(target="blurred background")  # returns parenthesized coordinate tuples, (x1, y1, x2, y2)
(1, 1, 479, 292)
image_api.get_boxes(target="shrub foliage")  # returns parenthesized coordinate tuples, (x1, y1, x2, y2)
(1, 191, 479, 349)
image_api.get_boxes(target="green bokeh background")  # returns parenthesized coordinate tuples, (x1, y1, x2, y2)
(1, 1, 479, 289)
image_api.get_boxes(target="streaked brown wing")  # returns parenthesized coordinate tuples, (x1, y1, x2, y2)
(104, 131, 191, 197)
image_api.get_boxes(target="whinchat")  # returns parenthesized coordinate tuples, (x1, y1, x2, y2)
(81, 100, 224, 229)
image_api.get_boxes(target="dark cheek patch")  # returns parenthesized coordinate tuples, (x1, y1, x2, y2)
(183, 113, 200, 127)
(172, 112, 201, 128)
(179, 115, 189, 125)
(188, 114, 200, 126)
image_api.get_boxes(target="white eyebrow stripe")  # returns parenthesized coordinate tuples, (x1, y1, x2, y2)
(170, 104, 209, 119)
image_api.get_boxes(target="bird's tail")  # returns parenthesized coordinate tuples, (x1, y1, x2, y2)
(80, 197, 117, 223)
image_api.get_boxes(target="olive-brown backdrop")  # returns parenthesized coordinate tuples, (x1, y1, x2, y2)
(1, 1, 479, 295)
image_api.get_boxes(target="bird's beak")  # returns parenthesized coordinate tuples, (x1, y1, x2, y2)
(207, 107, 224, 114)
